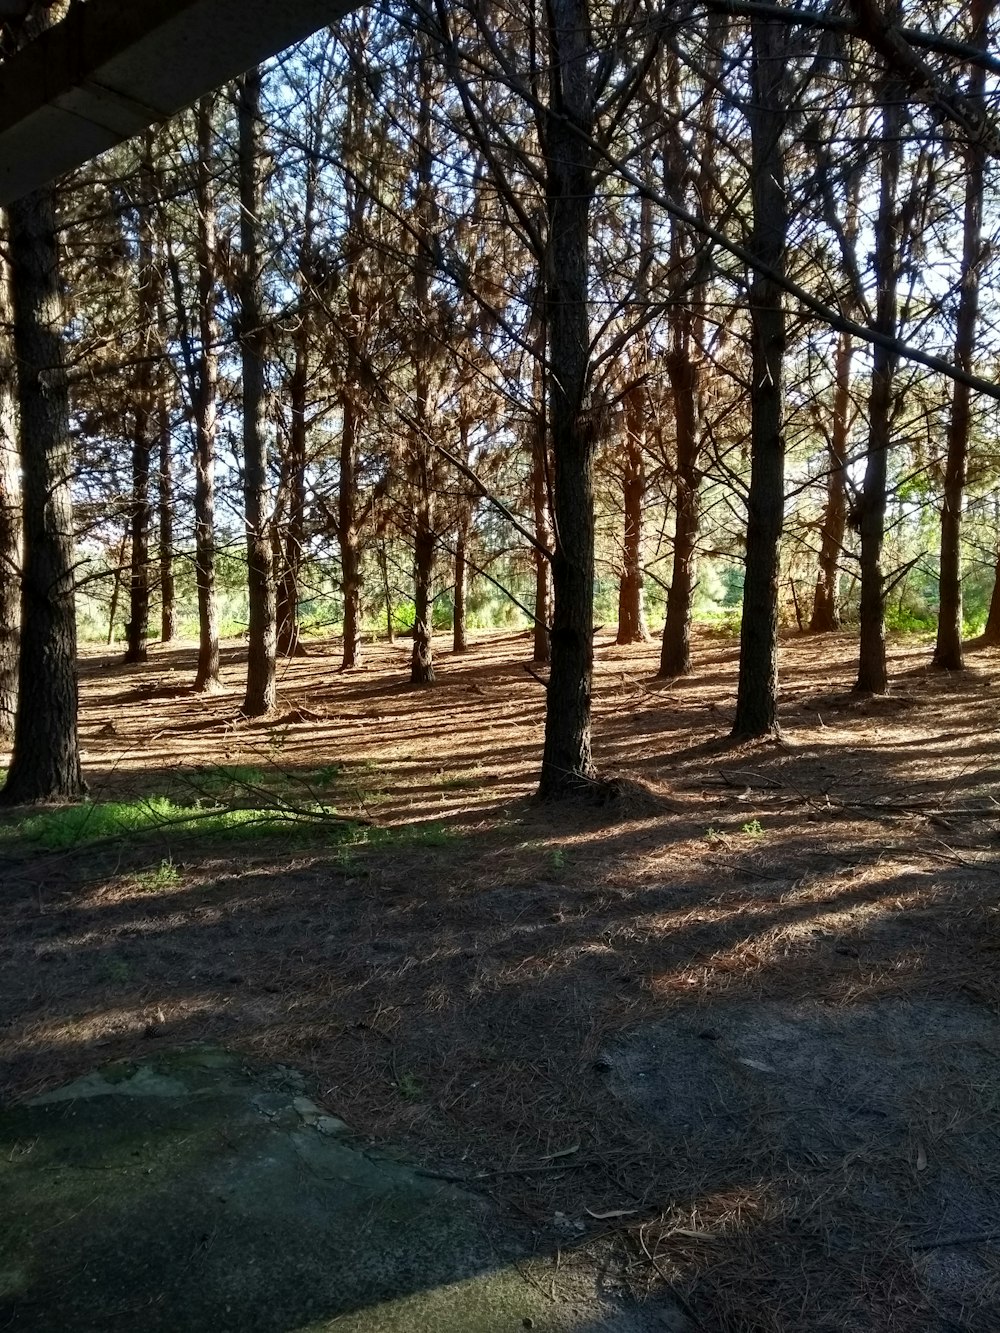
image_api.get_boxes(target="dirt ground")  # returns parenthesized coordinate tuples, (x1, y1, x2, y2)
(3, 625, 1000, 1331)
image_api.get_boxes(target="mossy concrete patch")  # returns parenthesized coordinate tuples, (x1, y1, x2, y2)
(0, 1047, 675, 1332)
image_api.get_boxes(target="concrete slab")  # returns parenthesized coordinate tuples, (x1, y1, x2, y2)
(0, 1047, 676, 1332)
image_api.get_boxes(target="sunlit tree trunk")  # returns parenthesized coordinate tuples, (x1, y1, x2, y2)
(617, 383, 649, 645)
(1, 183, 85, 803)
(156, 280, 175, 643)
(0, 249, 20, 741)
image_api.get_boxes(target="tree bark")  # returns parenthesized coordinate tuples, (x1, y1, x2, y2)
(238, 67, 277, 716)
(277, 335, 307, 656)
(453, 510, 469, 654)
(339, 390, 362, 669)
(732, 16, 788, 740)
(933, 0, 990, 671)
(277, 150, 317, 660)
(617, 386, 649, 644)
(411, 508, 435, 684)
(660, 340, 701, 676)
(124, 137, 157, 666)
(0, 249, 19, 741)
(537, 0, 597, 797)
(157, 380, 175, 643)
(192, 95, 221, 692)
(855, 61, 903, 696)
(810, 331, 852, 632)
(530, 370, 552, 664)
(1, 185, 85, 803)
(409, 48, 437, 688)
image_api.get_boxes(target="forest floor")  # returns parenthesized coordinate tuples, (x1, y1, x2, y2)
(3, 626, 1000, 1331)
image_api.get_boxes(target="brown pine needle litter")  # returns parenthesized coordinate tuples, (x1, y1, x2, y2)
(3, 627, 1000, 1331)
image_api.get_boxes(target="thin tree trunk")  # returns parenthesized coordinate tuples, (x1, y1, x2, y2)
(107, 525, 128, 645)
(660, 339, 701, 676)
(855, 63, 902, 696)
(411, 498, 435, 684)
(339, 390, 362, 669)
(378, 535, 393, 642)
(617, 178, 652, 649)
(0, 249, 20, 742)
(124, 138, 157, 666)
(732, 16, 788, 740)
(238, 67, 277, 716)
(617, 389, 649, 645)
(453, 510, 469, 654)
(810, 331, 852, 632)
(277, 338, 307, 656)
(1, 185, 85, 803)
(409, 49, 437, 688)
(537, 0, 597, 797)
(277, 152, 317, 660)
(193, 95, 221, 693)
(158, 380, 175, 642)
(531, 375, 552, 664)
(933, 0, 990, 670)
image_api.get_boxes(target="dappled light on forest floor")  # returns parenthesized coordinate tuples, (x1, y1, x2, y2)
(3, 627, 1000, 1330)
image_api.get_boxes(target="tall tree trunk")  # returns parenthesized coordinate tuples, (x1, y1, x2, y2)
(1, 185, 85, 804)
(732, 17, 788, 740)
(339, 390, 362, 669)
(192, 95, 221, 693)
(617, 388, 649, 645)
(810, 331, 852, 632)
(617, 177, 652, 649)
(855, 63, 902, 695)
(238, 67, 277, 716)
(277, 150, 317, 660)
(660, 338, 702, 676)
(124, 138, 157, 666)
(537, 0, 597, 797)
(409, 49, 437, 688)
(277, 336, 307, 656)
(933, 0, 990, 670)
(0, 250, 20, 741)
(158, 379, 175, 642)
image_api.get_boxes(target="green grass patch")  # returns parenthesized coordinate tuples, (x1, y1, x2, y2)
(194, 765, 268, 795)
(357, 821, 464, 851)
(5, 796, 359, 851)
(133, 859, 182, 891)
